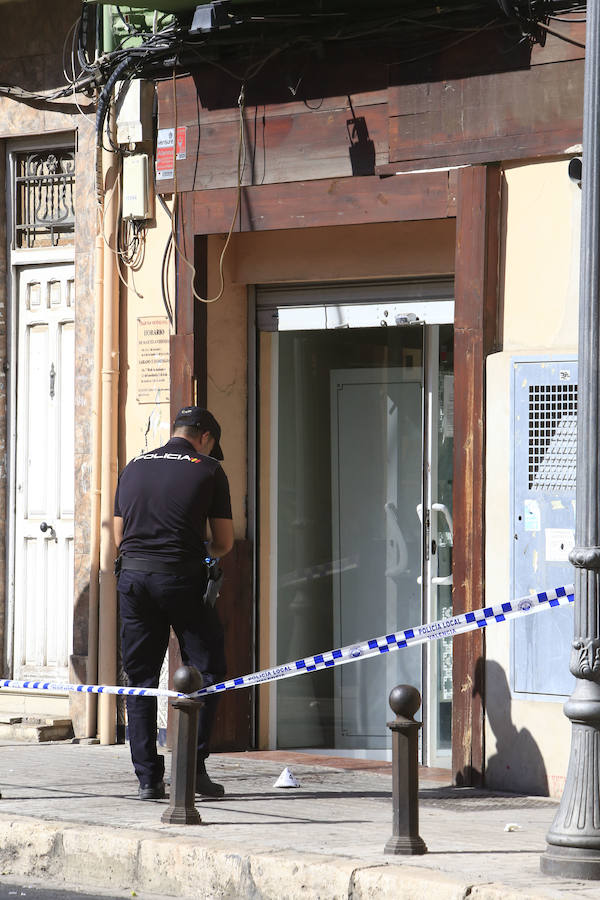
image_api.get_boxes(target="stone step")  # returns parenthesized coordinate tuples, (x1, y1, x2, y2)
(0, 716, 74, 742)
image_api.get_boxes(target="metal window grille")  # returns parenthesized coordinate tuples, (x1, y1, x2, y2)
(14, 150, 75, 249)
(528, 384, 578, 491)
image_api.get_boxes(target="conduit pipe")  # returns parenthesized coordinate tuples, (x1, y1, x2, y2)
(97, 117, 120, 745)
(85, 224, 104, 738)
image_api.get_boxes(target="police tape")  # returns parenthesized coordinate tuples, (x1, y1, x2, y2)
(188, 582, 575, 697)
(0, 583, 575, 701)
(0, 680, 182, 699)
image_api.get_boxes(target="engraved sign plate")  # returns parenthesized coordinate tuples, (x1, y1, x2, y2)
(137, 316, 170, 404)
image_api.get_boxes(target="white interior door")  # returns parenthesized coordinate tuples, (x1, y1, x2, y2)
(331, 367, 423, 749)
(13, 264, 75, 680)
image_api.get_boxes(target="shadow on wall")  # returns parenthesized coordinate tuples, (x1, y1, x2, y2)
(478, 658, 549, 797)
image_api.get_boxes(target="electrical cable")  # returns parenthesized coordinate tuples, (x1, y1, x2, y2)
(115, 6, 135, 35)
(168, 70, 246, 305)
(161, 230, 175, 326)
(157, 193, 175, 326)
(62, 17, 81, 86)
(96, 57, 132, 137)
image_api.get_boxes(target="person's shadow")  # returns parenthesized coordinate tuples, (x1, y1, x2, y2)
(478, 658, 549, 796)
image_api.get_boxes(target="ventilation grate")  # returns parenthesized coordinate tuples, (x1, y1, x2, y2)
(528, 384, 577, 491)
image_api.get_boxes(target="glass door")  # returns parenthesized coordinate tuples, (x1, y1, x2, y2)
(257, 287, 454, 763)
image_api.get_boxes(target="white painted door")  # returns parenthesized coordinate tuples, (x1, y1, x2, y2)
(13, 264, 75, 680)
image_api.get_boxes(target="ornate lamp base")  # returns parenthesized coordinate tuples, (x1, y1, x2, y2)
(541, 846, 600, 880)
(540, 690, 600, 880)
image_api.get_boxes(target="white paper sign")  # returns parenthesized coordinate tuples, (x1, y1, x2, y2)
(545, 528, 575, 563)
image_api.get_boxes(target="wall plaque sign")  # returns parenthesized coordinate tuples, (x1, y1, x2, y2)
(137, 316, 170, 404)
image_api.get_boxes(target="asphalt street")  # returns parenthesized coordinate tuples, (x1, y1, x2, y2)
(0, 878, 163, 900)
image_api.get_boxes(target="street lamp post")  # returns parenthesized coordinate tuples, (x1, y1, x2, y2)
(540, 0, 600, 879)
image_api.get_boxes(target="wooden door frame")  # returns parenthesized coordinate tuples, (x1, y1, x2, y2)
(170, 166, 500, 769)
(452, 165, 501, 786)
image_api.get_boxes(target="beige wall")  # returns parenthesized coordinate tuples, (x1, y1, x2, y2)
(485, 158, 581, 797)
(501, 159, 580, 353)
(120, 202, 174, 464)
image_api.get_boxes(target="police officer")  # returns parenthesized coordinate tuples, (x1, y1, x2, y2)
(113, 406, 234, 800)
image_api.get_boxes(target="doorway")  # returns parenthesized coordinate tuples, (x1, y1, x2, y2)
(12, 264, 75, 680)
(257, 282, 454, 766)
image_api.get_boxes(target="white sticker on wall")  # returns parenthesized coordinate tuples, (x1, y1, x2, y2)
(545, 528, 575, 562)
(524, 499, 541, 532)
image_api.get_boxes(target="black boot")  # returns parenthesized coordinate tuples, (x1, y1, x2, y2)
(196, 761, 224, 797)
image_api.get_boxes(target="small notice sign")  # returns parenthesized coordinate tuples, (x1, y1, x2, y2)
(156, 126, 187, 180)
(137, 316, 170, 404)
(545, 527, 575, 563)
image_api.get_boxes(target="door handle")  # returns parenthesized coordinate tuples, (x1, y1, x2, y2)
(431, 573, 453, 586)
(417, 503, 453, 587)
(431, 502, 453, 586)
(40, 521, 57, 541)
(431, 503, 453, 542)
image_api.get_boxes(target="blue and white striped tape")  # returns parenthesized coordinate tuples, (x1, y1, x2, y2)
(187, 583, 575, 698)
(0, 679, 183, 699)
(0, 583, 574, 700)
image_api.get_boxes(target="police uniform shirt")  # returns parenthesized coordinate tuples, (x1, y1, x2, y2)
(114, 437, 232, 563)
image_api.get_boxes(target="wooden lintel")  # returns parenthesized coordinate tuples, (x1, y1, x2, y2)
(193, 172, 456, 235)
(388, 58, 583, 170)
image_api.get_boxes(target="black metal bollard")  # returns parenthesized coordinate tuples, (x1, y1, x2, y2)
(161, 665, 204, 825)
(384, 684, 427, 855)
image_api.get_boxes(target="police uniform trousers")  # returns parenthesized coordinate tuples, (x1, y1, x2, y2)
(117, 569, 226, 786)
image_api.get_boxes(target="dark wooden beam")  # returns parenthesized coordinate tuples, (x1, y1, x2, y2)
(452, 164, 501, 787)
(192, 171, 456, 235)
(384, 58, 583, 174)
(157, 100, 388, 192)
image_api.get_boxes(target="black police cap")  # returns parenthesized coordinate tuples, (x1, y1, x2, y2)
(173, 407, 224, 460)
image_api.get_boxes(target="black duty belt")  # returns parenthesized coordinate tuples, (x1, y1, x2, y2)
(119, 556, 206, 577)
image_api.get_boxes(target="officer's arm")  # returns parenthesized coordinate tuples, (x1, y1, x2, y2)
(114, 516, 124, 549)
(207, 518, 234, 558)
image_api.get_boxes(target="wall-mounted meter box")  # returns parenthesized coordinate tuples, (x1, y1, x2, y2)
(115, 79, 154, 145)
(122, 154, 152, 219)
(510, 356, 577, 701)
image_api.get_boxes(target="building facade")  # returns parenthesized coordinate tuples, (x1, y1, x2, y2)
(0, 0, 586, 794)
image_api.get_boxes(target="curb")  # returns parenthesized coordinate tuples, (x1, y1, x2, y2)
(0, 814, 576, 899)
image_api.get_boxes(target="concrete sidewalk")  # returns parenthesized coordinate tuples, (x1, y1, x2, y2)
(0, 740, 596, 899)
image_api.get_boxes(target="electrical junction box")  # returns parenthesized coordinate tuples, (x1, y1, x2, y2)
(510, 356, 577, 700)
(122, 153, 152, 219)
(115, 79, 154, 146)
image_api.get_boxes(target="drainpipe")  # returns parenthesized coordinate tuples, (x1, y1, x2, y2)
(85, 220, 104, 738)
(97, 113, 120, 745)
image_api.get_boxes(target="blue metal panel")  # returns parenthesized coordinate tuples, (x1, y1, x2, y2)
(510, 357, 577, 699)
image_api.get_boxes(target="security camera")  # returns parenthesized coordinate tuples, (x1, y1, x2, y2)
(568, 157, 582, 189)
